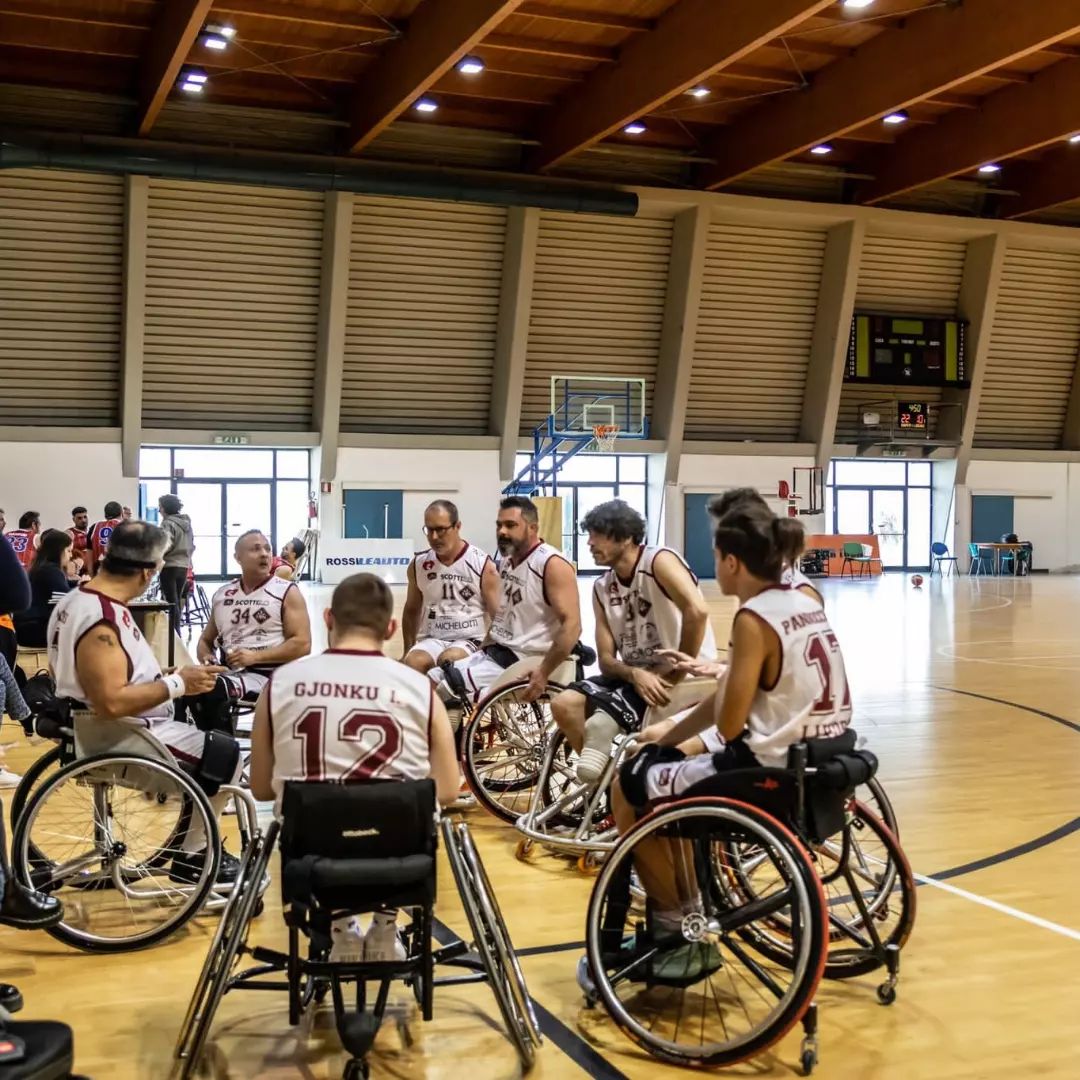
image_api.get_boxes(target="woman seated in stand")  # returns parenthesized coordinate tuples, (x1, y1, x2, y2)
(14, 529, 79, 648)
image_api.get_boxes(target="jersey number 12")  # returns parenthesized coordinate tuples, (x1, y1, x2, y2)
(292, 707, 403, 781)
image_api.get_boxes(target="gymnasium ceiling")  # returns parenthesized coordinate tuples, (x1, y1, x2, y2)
(2, 0, 1080, 225)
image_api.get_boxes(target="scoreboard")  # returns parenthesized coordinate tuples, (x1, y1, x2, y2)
(847, 313, 968, 386)
(897, 401, 928, 432)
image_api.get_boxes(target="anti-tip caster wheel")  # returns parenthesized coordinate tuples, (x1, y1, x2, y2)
(877, 983, 897, 1006)
(801, 1048, 817, 1075)
(576, 853, 601, 874)
(515, 838, 533, 862)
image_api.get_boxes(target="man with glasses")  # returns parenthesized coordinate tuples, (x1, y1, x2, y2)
(401, 500, 499, 675)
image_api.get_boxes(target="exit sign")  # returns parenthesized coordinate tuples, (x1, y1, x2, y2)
(882, 448, 907, 458)
(213, 434, 250, 446)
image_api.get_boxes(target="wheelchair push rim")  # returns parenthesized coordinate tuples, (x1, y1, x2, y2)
(584, 797, 828, 1069)
(12, 753, 220, 952)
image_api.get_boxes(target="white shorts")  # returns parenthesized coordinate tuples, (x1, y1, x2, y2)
(150, 718, 221, 770)
(220, 669, 269, 701)
(408, 637, 481, 664)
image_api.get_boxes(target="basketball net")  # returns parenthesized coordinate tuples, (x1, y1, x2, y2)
(592, 424, 619, 452)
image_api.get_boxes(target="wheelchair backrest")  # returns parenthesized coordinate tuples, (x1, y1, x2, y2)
(279, 778, 437, 864)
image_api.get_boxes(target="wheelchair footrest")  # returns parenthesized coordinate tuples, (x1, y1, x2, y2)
(432, 941, 469, 964)
(337, 1012, 381, 1060)
(250, 946, 289, 966)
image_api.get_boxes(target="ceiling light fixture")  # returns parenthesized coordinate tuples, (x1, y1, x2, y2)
(624, 122, 646, 135)
(883, 110, 909, 125)
(414, 97, 439, 113)
(977, 163, 1001, 174)
(1069, 133, 1080, 144)
(810, 143, 833, 155)
(457, 56, 485, 75)
(178, 68, 207, 93)
(180, 80, 204, 94)
(842, 0, 875, 9)
(201, 31, 228, 50)
(687, 86, 710, 98)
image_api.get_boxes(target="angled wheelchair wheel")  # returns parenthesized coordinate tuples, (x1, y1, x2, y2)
(9, 744, 64, 834)
(12, 754, 220, 953)
(462, 682, 562, 823)
(862, 776, 899, 837)
(716, 800, 915, 980)
(441, 819, 540, 1069)
(176, 820, 279, 1078)
(584, 798, 828, 1068)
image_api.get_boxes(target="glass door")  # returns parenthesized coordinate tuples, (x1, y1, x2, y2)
(226, 483, 273, 560)
(872, 489, 906, 569)
(835, 489, 870, 534)
(176, 482, 224, 578)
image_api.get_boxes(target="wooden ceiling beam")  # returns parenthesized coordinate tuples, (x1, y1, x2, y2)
(346, 0, 525, 153)
(514, 2, 654, 33)
(483, 33, 614, 63)
(212, 1, 393, 35)
(858, 58, 1080, 204)
(135, 0, 213, 136)
(1001, 146, 1080, 218)
(696, 0, 1080, 190)
(526, 0, 836, 172)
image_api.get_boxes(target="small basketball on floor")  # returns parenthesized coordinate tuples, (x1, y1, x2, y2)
(911, 574, 924, 588)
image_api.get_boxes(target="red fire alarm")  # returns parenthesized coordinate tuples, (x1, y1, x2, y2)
(320, 481, 332, 494)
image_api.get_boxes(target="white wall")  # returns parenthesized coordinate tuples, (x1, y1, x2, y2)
(322, 448, 504, 555)
(0, 441, 136, 534)
(669, 453, 824, 551)
(958, 460, 1080, 571)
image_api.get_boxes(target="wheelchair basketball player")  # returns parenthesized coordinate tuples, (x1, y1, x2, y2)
(592, 501, 852, 982)
(248, 572, 459, 963)
(549, 499, 716, 784)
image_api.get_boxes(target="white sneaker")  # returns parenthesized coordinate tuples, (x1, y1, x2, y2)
(363, 912, 406, 962)
(0, 767, 22, 789)
(329, 917, 365, 963)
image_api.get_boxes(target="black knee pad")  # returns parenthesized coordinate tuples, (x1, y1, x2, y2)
(619, 744, 686, 811)
(191, 678, 235, 735)
(193, 731, 241, 797)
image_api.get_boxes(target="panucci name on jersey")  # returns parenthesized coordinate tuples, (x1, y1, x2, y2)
(326, 556, 412, 567)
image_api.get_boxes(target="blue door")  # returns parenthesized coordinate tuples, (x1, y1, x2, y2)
(344, 489, 403, 539)
(683, 493, 717, 579)
(971, 495, 1014, 544)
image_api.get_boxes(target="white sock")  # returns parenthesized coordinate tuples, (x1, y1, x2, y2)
(576, 710, 621, 784)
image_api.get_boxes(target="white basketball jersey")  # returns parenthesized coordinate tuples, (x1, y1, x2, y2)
(48, 585, 172, 722)
(488, 542, 570, 657)
(739, 587, 852, 767)
(212, 576, 293, 663)
(595, 546, 717, 669)
(267, 649, 433, 812)
(781, 564, 817, 595)
(413, 543, 491, 642)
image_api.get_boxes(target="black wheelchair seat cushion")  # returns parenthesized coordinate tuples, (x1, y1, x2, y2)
(801, 728, 857, 765)
(0, 1019, 74, 1080)
(283, 853, 436, 914)
(676, 766, 797, 825)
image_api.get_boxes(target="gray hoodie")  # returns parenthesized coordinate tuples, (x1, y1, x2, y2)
(160, 512, 194, 569)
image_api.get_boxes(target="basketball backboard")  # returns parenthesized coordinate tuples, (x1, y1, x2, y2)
(549, 376, 647, 439)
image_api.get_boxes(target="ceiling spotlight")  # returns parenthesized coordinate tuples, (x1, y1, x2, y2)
(414, 97, 438, 113)
(624, 121, 646, 135)
(182, 68, 207, 85)
(883, 110, 909, 125)
(687, 86, 710, 99)
(977, 163, 1001, 174)
(1069, 133, 1080, 144)
(810, 143, 833, 155)
(842, 0, 875, 9)
(457, 55, 485, 75)
(201, 32, 228, 50)
(209, 25, 237, 39)
(180, 80, 204, 94)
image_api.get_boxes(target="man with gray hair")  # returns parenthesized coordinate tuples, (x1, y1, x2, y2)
(47, 520, 244, 884)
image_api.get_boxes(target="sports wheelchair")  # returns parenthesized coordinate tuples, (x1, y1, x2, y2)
(175, 779, 541, 1080)
(578, 730, 915, 1074)
(10, 703, 257, 953)
(511, 684, 899, 870)
(457, 642, 596, 821)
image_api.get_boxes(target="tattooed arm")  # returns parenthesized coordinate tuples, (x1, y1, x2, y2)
(75, 625, 221, 720)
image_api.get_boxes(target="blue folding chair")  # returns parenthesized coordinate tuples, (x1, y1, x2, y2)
(931, 542, 957, 577)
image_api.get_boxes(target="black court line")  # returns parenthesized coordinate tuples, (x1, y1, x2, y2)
(432, 918, 629, 1080)
(933, 684, 1080, 734)
(929, 815, 1080, 881)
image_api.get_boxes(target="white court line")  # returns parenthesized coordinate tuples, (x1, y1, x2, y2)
(915, 872, 1080, 942)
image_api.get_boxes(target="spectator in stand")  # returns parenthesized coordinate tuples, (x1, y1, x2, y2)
(86, 501, 124, 576)
(67, 506, 91, 574)
(158, 495, 194, 629)
(14, 530, 76, 649)
(0, 527, 31, 787)
(121, 505, 134, 522)
(5, 512, 41, 571)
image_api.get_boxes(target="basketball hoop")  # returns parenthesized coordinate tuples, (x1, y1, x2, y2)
(592, 424, 619, 452)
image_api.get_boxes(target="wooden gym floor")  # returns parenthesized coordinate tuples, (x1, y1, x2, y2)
(2, 573, 1079, 1079)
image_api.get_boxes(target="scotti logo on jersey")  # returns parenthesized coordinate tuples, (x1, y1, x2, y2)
(325, 556, 412, 567)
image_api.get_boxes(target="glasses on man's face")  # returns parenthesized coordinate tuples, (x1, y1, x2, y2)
(423, 523, 457, 537)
